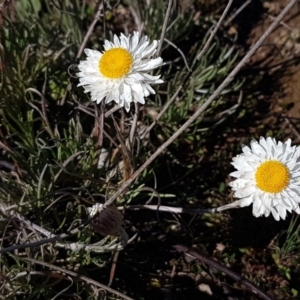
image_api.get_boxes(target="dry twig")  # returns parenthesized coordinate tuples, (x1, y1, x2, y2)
(173, 245, 273, 300)
(18, 256, 134, 300)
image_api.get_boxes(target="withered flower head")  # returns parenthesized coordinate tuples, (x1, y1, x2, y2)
(87, 203, 123, 236)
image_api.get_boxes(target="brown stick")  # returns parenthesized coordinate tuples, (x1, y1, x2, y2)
(108, 251, 120, 287)
(173, 245, 273, 300)
(19, 256, 134, 300)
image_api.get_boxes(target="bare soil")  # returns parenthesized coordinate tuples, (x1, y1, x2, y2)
(248, 0, 300, 140)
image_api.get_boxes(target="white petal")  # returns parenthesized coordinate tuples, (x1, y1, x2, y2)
(239, 196, 254, 207)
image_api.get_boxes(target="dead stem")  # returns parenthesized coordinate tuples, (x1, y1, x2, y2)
(18, 256, 135, 300)
(194, 0, 234, 64)
(173, 245, 274, 300)
(145, 0, 234, 136)
(76, 2, 103, 59)
(155, 0, 173, 57)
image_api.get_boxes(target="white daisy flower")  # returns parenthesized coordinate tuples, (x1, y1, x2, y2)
(77, 31, 163, 112)
(229, 137, 300, 221)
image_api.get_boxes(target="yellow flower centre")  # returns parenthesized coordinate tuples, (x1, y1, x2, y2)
(99, 48, 133, 79)
(255, 160, 290, 193)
